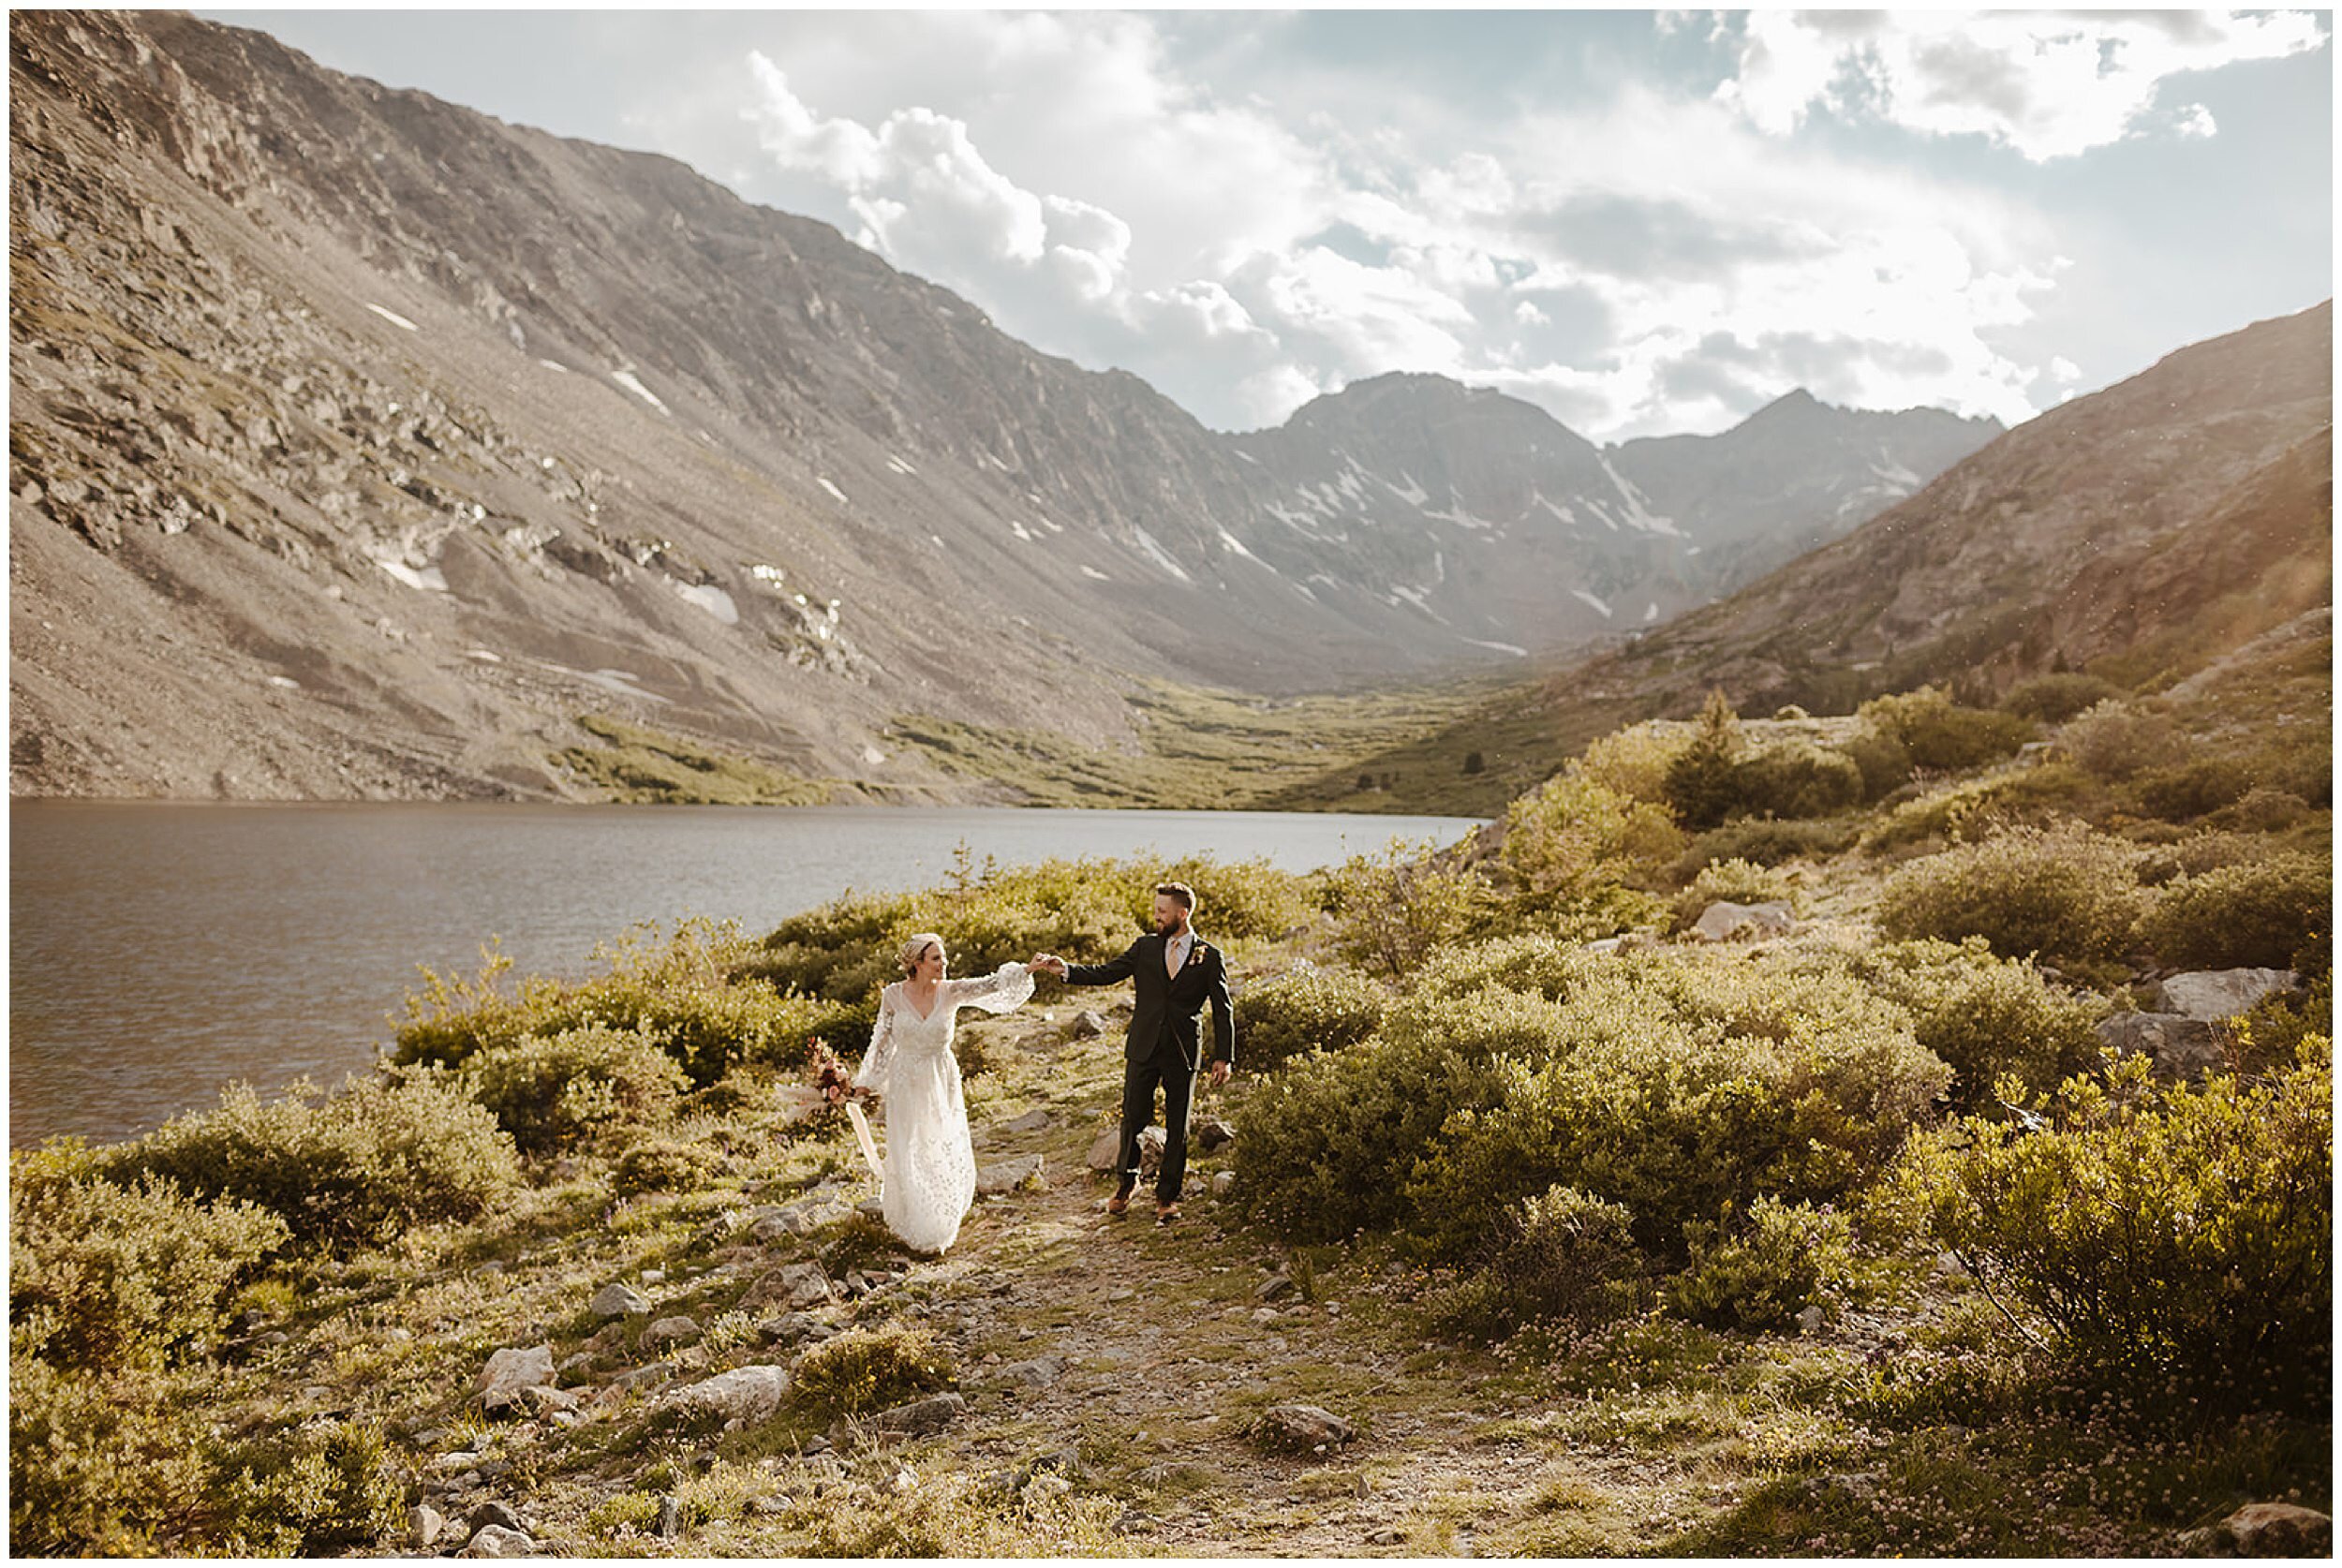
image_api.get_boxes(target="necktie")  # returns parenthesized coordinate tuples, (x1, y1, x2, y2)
(1166, 936, 1182, 976)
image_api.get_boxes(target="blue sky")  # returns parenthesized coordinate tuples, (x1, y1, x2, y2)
(203, 8, 2332, 440)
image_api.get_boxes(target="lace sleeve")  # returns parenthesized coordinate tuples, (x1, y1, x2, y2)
(944, 961, 1036, 1016)
(852, 986, 898, 1092)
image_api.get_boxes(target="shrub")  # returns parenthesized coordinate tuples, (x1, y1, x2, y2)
(790, 1321, 955, 1416)
(1500, 771, 1683, 902)
(2132, 755, 2254, 821)
(1859, 688, 2033, 772)
(1861, 762, 2098, 854)
(1665, 1196, 1854, 1330)
(8, 1360, 211, 1554)
(1232, 965, 1388, 1071)
(214, 1421, 407, 1555)
(1671, 857, 1790, 931)
(1574, 722, 1691, 805)
(97, 1072, 516, 1250)
(1852, 939, 2104, 1112)
(2001, 673, 2125, 723)
(1672, 818, 1858, 879)
(463, 1025, 690, 1155)
(11, 1162, 287, 1374)
(2059, 699, 2178, 782)
(1422, 1184, 1651, 1338)
(1885, 1043, 2331, 1413)
(2133, 829, 2270, 886)
(1732, 742, 1865, 821)
(1399, 949, 1948, 1262)
(1323, 837, 1491, 979)
(2139, 852, 2331, 976)
(2201, 787, 2315, 835)
(1875, 822, 2143, 973)
(612, 1137, 722, 1198)
(1835, 727, 1915, 801)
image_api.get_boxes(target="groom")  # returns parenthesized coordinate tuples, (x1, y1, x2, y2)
(1042, 881, 1234, 1224)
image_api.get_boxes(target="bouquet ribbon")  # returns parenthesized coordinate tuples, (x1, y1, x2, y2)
(844, 1100, 884, 1188)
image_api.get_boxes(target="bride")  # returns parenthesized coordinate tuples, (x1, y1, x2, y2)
(850, 933, 1049, 1254)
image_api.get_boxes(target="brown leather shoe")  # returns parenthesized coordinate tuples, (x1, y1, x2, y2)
(1155, 1203, 1180, 1225)
(1105, 1191, 1131, 1217)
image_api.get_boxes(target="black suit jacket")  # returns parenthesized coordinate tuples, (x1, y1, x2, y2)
(1062, 932, 1236, 1073)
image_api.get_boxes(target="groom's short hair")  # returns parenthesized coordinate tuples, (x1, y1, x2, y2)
(1154, 881, 1197, 913)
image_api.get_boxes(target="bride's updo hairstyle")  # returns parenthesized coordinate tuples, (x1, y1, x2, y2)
(897, 932, 944, 978)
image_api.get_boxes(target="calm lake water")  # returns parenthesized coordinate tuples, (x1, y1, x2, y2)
(9, 802, 1482, 1148)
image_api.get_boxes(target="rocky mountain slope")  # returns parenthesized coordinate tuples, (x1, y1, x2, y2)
(10, 9, 1998, 800)
(1343, 302, 2333, 805)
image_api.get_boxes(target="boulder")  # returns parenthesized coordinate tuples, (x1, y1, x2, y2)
(612, 1362, 676, 1396)
(1692, 900, 1796, 943)
(1211, 1171, 1238, 1198)
(644, 1315, 702, 1349)
(654, 1365, 792, 1425)
(993, 1354, 1065, 1391)
(1256, 1403, 1356, 1452)
(408, 1504, 446, 1548)
(520, 1385, 579, 1417)
(1071, 1010, 1111, 1039)
(1085, 1130, 1123, 1171)
(457, 1524, 535, 1559)
(742, 1261, 835, 1312)
(468, 1501, 526, 1535)
(2178, 1501, 2332, 1557)
(478, 1345, 555, 1416)
(590, 1282, 652, 1319)
(1193, 1117, 1235, 1153)
(1255, 1273, 1295, 1302)
(871, 1392, 966, 1437)
(1135, 1126, 1167, 1183)
(2152, 969, 2299, 1021)
(977, 1154, 1045, 1197)
(1001, 1108, 1053, 1133)
(2096, 1013, 2224, 1080)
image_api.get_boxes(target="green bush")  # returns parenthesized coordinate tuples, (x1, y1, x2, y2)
(1672, 818, 1858, 879)
(1501, 772, 1683, 900)
(97, 1072, 516, 1250)
(2139, 852, 2331, 976)
(2001, 673, 2125, 723)
(2201, 787, 2315, 835)
(1835, 727, 1915, 802)
(1237, 945, 1949, 1261)
(1324, 837, 1491, 978)
(1859, 688, 2034, 772)
(1875, 822, 2143, 973)
(1422, 1184, 1652, 1338)
(1860, 762, 2098, 854)
(1662, 691, 1744, 830)
(11, 1161, 287, 1374)
(790, 1321, 956, 1416)
(2058, 700, 2178, 782)
(1886, 1043, 2331, 1413)
(215, 1421, 407, 1555)
(463, 1025, 690, 1155)
(1232, 965, 1388, 1071)
(2132, 755, 2254, 821)
(1732, 742, 1866, 821)
(1664, 1195, 1854, 1330)
(1671, 857, 1791, 930)
(1852, 939, 2106, 1112)
(8, 1360, 211, 1554)
(612, 1137, 722, 1198)
(2134, 829, 2271, 886)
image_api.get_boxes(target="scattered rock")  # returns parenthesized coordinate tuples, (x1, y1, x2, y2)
(1135, 1126, 1167, 1183)
(993, 1354, 1065, 1391)
(887, 1466, 917, 1494)
(521, 1385, 580, 1417)
(1211, 1170, 1238, 1198)
(2179, 1501, 2332, 1557)
(1796, 1304, 1826, 1336)
(743, 1260, 837, 1312)
(408, 1504, 446, 1547)
(1255, 1273, 1295, 1302)
(1692, 900, 1797, 942)
(644, 1315, 703, 1349)
(478, 1345, 555, 1416)
(585, 1322, 629, 1354)
(468, 1501, 526, 1535)
(1193, 1117, 1235, 1153)
(1255, 1403, 1356, 1453)
(2096, 1013, 2224, 1080)
(590, 1282, 652, 1318)
(612, 1362, 677, 1396)
(431, 1450, 484, 1473)
(1002, 1108, 1053, 1132)
(755, 1311, 827, 1346)
(977, 1154, 1045, 1196)
(1071, 1010, 1110, 1039)
(457, 1524, 534, 1558)
(855, 1197, 886, 1220)
(2152, 969, 2299, 1021)
(654, 1365, 792, 1425)
(1085, 1130, 1123, 1172)
(871, 1392, 966, 1437)
(655, 1494, 684, 1540)
(1367, 1527, 1408, 1546)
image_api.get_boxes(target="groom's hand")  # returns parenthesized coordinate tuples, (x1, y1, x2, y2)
(1209, 1060, 1231, 1089)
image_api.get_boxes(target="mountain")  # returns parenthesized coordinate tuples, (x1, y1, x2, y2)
(1332, 301, 2333, 809)
(8, 9, 1996, 800)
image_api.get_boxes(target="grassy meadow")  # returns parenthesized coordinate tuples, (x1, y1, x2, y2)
(11, 637, 2332, 1555)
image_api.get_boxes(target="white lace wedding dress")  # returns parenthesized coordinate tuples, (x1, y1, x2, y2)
(852, 962, 1034, 1254)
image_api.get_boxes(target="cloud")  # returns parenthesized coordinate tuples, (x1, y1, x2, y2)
(1713, 10, 2328, 161)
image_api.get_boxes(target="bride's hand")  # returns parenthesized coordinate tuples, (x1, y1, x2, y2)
(1025, 954, 1055, 973)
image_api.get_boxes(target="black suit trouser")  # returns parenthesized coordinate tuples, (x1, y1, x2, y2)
(1118, 1044, 1195, 1205)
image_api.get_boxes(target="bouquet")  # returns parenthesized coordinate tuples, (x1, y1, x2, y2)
(808, 1037, 853, 1106)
